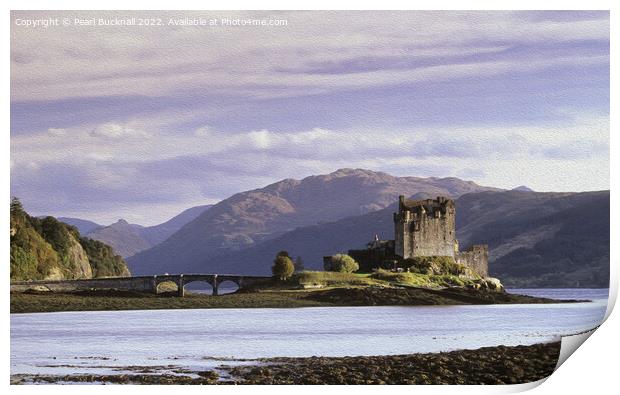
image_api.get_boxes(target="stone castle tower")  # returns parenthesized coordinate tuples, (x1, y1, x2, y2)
(393, 195, 488, 277)
(394, 195, 456, 259)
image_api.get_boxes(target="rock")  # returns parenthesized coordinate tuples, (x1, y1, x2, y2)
(26, 285, 51, 292)
(484, 277, 504, 292)
(66, 233, 93, 279)
(216, 342, 561, 385)
(44, 267, 64, 281)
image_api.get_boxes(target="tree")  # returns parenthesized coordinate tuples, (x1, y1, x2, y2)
(10, 196, 23, 215)
(272, 253, 295, 280)
(294, 256, 305, 272)
(325, 254, 359, 273)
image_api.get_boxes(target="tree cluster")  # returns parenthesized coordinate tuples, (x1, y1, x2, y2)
(272, 251, 295, 280)
(10, 197, 130, 280)
(324, 254, 359, 273)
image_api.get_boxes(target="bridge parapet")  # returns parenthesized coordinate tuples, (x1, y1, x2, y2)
(10, 276, 154, 293)
(10, 273, 273, 297)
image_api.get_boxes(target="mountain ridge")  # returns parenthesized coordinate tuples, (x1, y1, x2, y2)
(85, 204, 213, 258)
(128, 169, 500, 275)
(199, 189, 609, 287)
(57, 217, 103, 235)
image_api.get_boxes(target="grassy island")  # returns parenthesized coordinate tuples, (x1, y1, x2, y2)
(10, 270, 581, 314)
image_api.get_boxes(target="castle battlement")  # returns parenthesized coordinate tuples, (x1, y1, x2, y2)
(394, 196, 455, 221)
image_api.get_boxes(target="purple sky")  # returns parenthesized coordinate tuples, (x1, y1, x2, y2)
(10, 11, 609, 225)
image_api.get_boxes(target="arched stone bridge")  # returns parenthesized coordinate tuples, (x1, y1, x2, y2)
(10, 274, 272, 297)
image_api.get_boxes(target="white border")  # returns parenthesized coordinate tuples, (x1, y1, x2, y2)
(3, 1, 616, 394)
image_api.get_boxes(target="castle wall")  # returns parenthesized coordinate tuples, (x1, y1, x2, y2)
(456, 245, 489, 277)
(394, 216, 406, 258)
(394, 195, 407, 257)
(348, 240, 396, 272)
(410, 210, 455, 258)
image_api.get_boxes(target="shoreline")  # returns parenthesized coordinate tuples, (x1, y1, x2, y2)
(10, 286, 585, 314)
(12, 341, 561, 385)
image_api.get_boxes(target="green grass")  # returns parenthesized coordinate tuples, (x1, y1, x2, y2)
(369, 269, 479, 288)
(294, 269, 481, 289)
(295, 271, 377, 287)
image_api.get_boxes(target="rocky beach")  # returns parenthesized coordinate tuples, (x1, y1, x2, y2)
(12, 342, 561, 385)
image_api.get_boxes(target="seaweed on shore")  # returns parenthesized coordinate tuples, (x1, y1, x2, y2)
(304, 286, 581, 306)
(12, 342, 561, 385)
(223, 342, 562, 385)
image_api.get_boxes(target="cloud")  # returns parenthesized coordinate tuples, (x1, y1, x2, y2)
(10, 11, 609, 102)
(10, 11, 609, 140)
(10, 110, 609, 225)
(11, 113, 609, 170)
(90, 122, 150, 139)
(9, 11, 609, 225)
(47, 128, 66, 136)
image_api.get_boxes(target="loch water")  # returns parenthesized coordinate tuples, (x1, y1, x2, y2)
(10, 288, 608, 379)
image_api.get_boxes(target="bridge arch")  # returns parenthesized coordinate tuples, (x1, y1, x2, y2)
(155, 280, 179, 294)
(217, 279, 239, 295)
(182, 280, 214, 296)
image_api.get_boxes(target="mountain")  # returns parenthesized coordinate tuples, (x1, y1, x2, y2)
(139, 205, 214, 246)
(57, 217, 103, 234)
(128, 169, 499, 275)
(86, 205, 213, 258)
(455, 190, 609, 287)
(202, 190, 609, 288)
(85, 219, 151, 258)
(10, 198, 130, 281)
(202, 206, 397, 275)
(511, 185, 535, 192)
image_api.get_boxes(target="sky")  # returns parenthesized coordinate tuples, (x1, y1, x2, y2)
(10, 10, 610, 226)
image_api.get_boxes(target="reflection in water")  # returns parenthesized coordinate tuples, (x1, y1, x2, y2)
(185, 282, 238, 295)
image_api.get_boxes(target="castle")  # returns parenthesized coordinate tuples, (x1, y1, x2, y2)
(346, 195, 488, 277)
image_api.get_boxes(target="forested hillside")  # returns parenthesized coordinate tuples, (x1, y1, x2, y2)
(10, 198, 130, 281)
